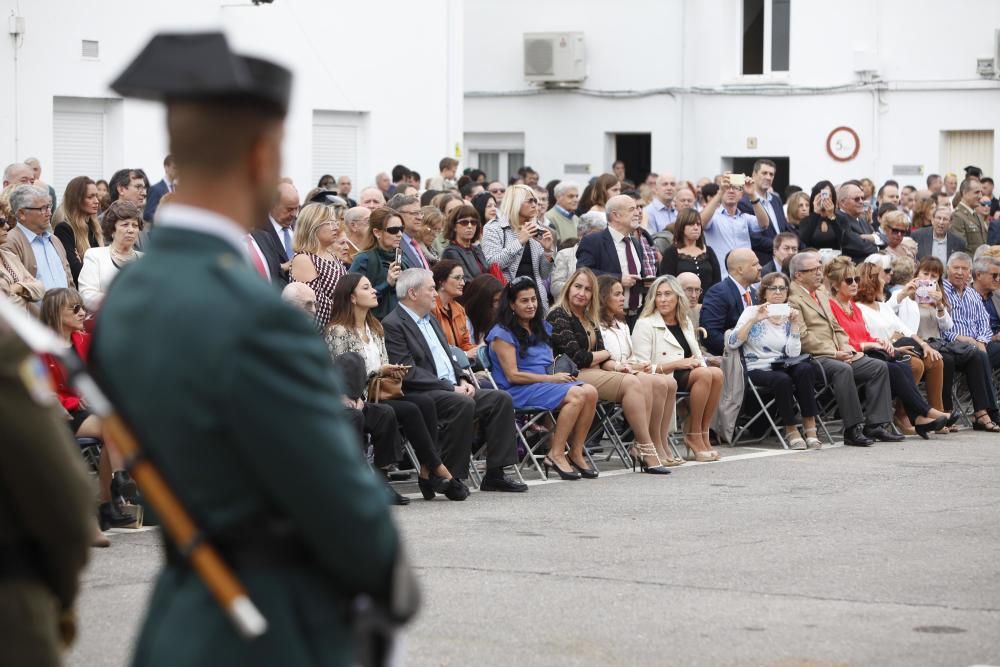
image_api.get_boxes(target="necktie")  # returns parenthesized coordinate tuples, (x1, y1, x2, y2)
(742, 291, 751, 307)
(623, 237, 640, 310)
(281, 226, 294, 259)
(245, 235, 268, 279)
(411, 239, 428, 269)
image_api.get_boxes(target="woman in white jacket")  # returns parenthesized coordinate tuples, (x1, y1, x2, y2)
(632, 275, 723, 461)
(77, 200, 143, 311)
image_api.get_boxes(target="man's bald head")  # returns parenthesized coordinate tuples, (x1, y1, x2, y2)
(270, 182, 300, 227)
(3, 163, 34, 187)
(360, 187, 385, 210)
(606, 194, 637, 232)
(726, 248, 762, 287)
(677, 271, 703, 307)
(281, 282, 316, 316)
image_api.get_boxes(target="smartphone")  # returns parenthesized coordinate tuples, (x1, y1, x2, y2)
(394, 248, 402, 265)
(767, 303, 790, 317)
(730, 173, 746, 188)
(820, 191, 830, 200)
(915, 280, 934, 304)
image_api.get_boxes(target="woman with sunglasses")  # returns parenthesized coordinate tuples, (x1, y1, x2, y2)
(39, 288, 137, 530)
(825, 257, 951, 438)
(487, 277, 599, 480)
(0, 212, 44, 311)
(349, 207, 407, 320)
(880, 210, 917, 260)
(482, 184, 555, 313)
(440, 203, 488, 279)
(727, 272, 821, 449)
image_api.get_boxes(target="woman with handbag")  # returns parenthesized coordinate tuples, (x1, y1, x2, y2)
(596, 275, 684, 465)
(326, 273, 469, 501)
(486, 277, 600, 480)
(825, 257, 952, 438)
(632, 275, 724, 461)
(854, 262, 949, 434)
(547, 268, 671, 473)
(726, 272, 821, 450)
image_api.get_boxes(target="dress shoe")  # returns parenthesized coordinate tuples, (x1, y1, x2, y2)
(417, 475, 469, 501)
(914, 415, 947, 440)
(844, 425, 874, 447)
(480, 473, 529, 492)
(387, 486, 411, 506)
(110, 470, 138, 504)
(863, 424, 905, 442)
(98, 501, 137, 530)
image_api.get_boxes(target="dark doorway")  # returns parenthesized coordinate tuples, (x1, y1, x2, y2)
(615, 134, 651, 185)
(732, 156, 790, 199)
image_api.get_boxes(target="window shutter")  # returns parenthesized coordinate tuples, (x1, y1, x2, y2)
(312, 112, 359, 194)
(941, 130, 994, 178)
(52, 109, 104, 197)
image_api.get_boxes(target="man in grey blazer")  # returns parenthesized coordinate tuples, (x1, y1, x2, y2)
(912, 206, 966, 264)
(2, 185, 72, 291)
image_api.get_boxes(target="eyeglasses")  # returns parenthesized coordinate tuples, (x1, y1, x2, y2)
(683, 287, 703, 295)
(489, 188, 506, 195)
(799, 266, 822, 273)
(765, 285, 789, 292)
(843, 277, 859, 285)
(847, 196, 864, 203)
(455, 218, 478, 226)
(400, 209, 423, 218)
(449, 274, 466, 282)
(68, 304, 85, 314)
(21, 205, 51, 212)
(525, 198, 538, 205)
(383, 226, 404, 235)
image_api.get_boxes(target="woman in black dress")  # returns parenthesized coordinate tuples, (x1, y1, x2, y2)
(657, 208, 720, 298)
(798, 180, 845, 251)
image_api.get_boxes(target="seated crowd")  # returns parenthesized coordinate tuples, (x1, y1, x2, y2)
(4, 156, 1000, 543)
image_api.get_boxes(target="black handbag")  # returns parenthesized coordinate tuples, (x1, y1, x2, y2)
(770, 353, 811, 370)
(546, 354, 579, 377)
(864, 348, 910, 363)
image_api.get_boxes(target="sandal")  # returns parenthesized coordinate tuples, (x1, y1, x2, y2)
(803, 428, 823, 449)
(972, 414, 1000, 433)
(787, 435, 807, 450)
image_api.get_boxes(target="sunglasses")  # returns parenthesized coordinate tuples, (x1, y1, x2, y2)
(489, 188, 506, 195)
(883, 268, 893, 275)
(981, 200, 992, 206)
(455, 218, 478, 226)
(526, 198, 538, 205)
(383, 226, 404, 235)
(69, 303, 85, 314)
(991, 273, 1000, 281)
(843, 277, 859, 285)
(887, 228, 909, 235)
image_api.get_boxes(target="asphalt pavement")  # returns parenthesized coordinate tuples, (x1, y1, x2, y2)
(67, 432, 1000, 667)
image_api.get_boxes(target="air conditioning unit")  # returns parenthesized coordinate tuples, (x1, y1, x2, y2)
(524, 32, 586, 85)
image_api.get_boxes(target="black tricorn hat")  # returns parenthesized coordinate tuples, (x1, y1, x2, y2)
(964, 165, 983, 178)
(309, 190, 348, 207)
(110, 32, 291, 115)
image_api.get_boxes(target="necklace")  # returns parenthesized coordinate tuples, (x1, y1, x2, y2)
(110, 246, 137, 265)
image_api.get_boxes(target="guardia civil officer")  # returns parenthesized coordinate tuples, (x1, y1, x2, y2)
(90, 33, 409, 666)
(0, 331, 93, 666)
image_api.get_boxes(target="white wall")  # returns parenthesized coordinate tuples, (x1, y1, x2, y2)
(0, 0, 463, 199)
(465, 0, 1000, 188)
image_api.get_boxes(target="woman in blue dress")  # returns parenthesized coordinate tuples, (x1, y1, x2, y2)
(487, 276, 600, 480)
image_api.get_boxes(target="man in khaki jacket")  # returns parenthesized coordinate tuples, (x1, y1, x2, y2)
(786, 251, 897, 446)
(2, 185, 73, 291)
(951, 178, 988, 255)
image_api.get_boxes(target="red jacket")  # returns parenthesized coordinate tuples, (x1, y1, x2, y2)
(43, 331, 90, 412)
(828, 299, 876, 352)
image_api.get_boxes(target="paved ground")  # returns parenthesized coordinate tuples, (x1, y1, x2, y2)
(68, 433, 1000, 667)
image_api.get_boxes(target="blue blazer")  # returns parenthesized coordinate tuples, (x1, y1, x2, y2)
(701, 277, 757, 356)
(143, 179, 170, 221)
(739, 192, 787, 265)
(400, 233, 427, 270)
(575, 229, 644, 278)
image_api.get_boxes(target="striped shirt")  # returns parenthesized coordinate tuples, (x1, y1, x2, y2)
(942, 279, 991, 343)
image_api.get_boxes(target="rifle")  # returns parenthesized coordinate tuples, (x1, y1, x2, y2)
(0, 298, 267, 639)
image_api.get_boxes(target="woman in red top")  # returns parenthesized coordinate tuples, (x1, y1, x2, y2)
(40, 288, 137, 530)
(824, 257, 950, 438)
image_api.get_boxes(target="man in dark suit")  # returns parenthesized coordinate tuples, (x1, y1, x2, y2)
(700, 248, 762, 355)
(382, 268, 527, 492)
(738, 159, 787, 265)
(912, 206, 967, 263)
(838, 182, 882, 263)
(91, 32, 405, 666)
(142, 154, 176, 221)
(253, 182, 299, 286)
(576, 194, 652, 327)
(387, 193, 431, 270)
(759, 231, 799, 277)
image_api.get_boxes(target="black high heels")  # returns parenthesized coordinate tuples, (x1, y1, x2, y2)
(543, 457, 581, 481)
(567, 458, 598, 479)
(914, 415, 947, 440)
(972, 414, 1000, 432)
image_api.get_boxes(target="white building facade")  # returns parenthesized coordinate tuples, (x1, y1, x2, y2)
(0, 0, 464, 199)
(464, 0, 1000, 193)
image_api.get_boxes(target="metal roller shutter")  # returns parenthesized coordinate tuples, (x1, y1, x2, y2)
(52, 107, 104, 198)
(312, 111, 359, 193)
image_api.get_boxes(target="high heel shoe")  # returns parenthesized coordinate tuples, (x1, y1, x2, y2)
(945, 410, 962, 428)
(567, 458, 599, 479)
(629, 443, 672, 475)
(698, 432, 721, 461)
(543, 456, 581, 480)
(914, 415, 948, 440)
(973, 413, 1000, 432)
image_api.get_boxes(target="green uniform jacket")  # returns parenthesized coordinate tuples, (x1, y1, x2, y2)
(91, 225, 398, 667)
(951, 203, 988, 256)
(0, 335, 93, 666)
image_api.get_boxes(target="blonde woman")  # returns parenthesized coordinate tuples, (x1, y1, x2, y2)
(290, 202, 348, 328)
(785, 190, 810, 232)
(546, 268, 670, 473)
(481, 183, 555, 312)
(54, 176, 103, 285)
(632, 275, 724, 461)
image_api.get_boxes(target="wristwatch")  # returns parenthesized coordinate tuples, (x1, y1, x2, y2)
(750, 198, 761, 205)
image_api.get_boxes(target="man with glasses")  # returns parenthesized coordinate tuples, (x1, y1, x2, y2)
(951, 178, 988, 255)
(944, 252, 1000, 372)
(2, 185, 72, 291)
(577, 194, 650, 328)
(787, 251, 897, 446)
(839, 181, 882, 264)
(487, 181, 506, 201)
(678, 271, 705, 330)
(387, 193, 430, 270)
(970, 256, 1000, 357)
(701, 173, 769, 280)
(913, 206, 965, 262)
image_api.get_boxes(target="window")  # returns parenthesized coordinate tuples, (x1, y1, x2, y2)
(465, 132, 526, 183)
(312, 111, 364, 196)
(742, 0, 790, 76)
(52, 97, 107, 197)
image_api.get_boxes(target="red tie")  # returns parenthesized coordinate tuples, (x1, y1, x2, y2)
(742, 292, 751, 307)
(411, 239, 429, 269)
(623, 237, 640, 310)
(245, 235, 268, 279)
